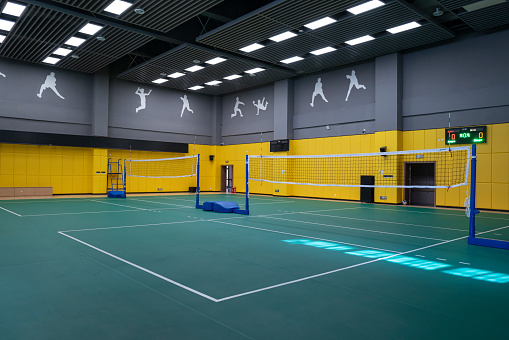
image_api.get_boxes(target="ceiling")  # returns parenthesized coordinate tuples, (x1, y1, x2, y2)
(0, 0, 508, 95)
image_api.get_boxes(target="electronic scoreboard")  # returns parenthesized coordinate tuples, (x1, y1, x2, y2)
(445, 126, 486, 144)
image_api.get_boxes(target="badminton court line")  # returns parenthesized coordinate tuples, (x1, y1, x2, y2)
(0, 206, 22, 217)
(129, 198, 192, 208)
(374, 206, 509, 221)
(261, 216, 449, 242)
(88, 199, 150, 211)
(300, 212, 466, 232)
(58, 231, 219, 302)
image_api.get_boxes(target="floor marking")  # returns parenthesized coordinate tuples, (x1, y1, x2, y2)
(376, 207, 509, 221)
(129, 198, 191, 208)
(88, 199, 148, 211)
(22, 209, 141, 217)
(0, 206, 22, 217)
(415, 255, 425, 258)
(436, 258, 447, 261)
(459, 262, 470, 265)
(262, 216, 449, 242)
(59, 232, 219, 302)
(300, 212, 465, 232)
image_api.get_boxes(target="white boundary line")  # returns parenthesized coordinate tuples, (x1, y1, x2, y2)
(376, 206, 509, 221)
(129, 198, 191, 208)
(88, 199, 149, 211)
(0, 206, 22, 217)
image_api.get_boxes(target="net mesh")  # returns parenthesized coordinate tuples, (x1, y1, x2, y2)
(249, 147, 470, 188)
(126, 155, 198, 178)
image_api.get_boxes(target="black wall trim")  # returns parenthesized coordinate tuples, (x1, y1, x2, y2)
(0, 130, 188, 153)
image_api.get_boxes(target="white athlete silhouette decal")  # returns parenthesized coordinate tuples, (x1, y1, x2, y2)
(0, 71, 5, 78)
(310, 77, 328, 107)
(135, 87, 152, 113)
(180, 94, 194, 117)
(253, 97, 268, 115)
(345, 70, 366, 101)
(37, 72, 65, 99)
(231, 97, 245, 118)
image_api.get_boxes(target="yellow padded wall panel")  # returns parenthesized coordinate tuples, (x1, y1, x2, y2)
(341, 136, 351, 154)
(13, 153, 27, 175)
(491, 123, 509, 153)
(39, 175, 51, 187)
(413, 130, 425, 150)
(13, 175, 27, 187)
(492, 153, 509, 184)
(26, 175, 39, 187)
(323, 137, 333, 155)
(492, 183, 508, 210)
(424, 130, 437, 150)
(315, 138, 324, 155)
(403, 131, 414, 151)
(476, 153, 492, 182)
(26, 154, 40, 176)
(39, 155, 51, 176)
(444, 186, 460, 207)
(476, 183, 492, 209)
(350, 135, 361, 154)
(1, 153, 15, 175)
(0, 174, 14, 187)
(476, 125, 491, 154)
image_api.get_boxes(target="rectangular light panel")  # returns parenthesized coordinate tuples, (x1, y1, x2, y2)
(104, 0, 132, 15)
(0, 19, 15, 32)
(2, 2, 26, 17)
(185, 65, 204, 72)
(310, 46, 336, 55)
(152, 78, 168, 84)
(205, 57, 226, 65)
(245, 68, 265, 74)
(304, 17, 336, 30)
(168, 72, 185, 78)
(269, 31, 297, 42)
(347, 0, 385, 15)
(239, 43, 264, 53)
(224, 74, 242, 80)
(387, 22, 421, 34)
(42, 57, 60, 65)
(189, 86, 204, 90)
(53, 48, 72, 56)
(345, 35, 375, 45)
(79, 23, 103, 35)
(205, 80, 222, 86)
(281, 56, 303, 64)
(64, 37, 86, 47)
(0, 35, 6, 43)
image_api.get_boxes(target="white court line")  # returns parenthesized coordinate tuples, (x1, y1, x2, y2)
(22, 206, 193, 217)
(129, 198, 191, 208)
(58, 231, 219, 302)
(0, 206, 22, 217)
(88, 199, 149, 211)
(300, 212, 465, 232)
(262, 216, 449, 242)
(376, 207, 509, 221)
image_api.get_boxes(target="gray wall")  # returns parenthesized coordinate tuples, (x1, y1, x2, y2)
(0, 59, 93, 135)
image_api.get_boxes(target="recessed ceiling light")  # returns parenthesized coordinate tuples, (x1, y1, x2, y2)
(42, 56, 60, 65)
(224, 74, 242, 80)
(205, 57, 226, 65)
(205, 80, 222, 86)
(386, 21, 421, 34)
(310, 46, 337, 55)
(2, 2, 26, 17)
(269, 31, 297, 42)
(347, 0, 385, 15)
(464, 0, 505, 12)
(0, 35, 6, 43)
(53, 47, 72, 56)
(189, 86, 204, 90)
(345, 35, 375, 45)
(280, 56, 303, 64)
(79, 23, 103, 35)
(64, 36, 86, 47)
(168, 72, 185, 78)
(71, 54, 80, 59)
(104, 0, 132, 15)
(239, 43, 264, 53)
(152, 78, 168, 84)
(0, 19, 15, 32)
(185, 65, 204, 72)
(304, 17, 336, 30)
(245, 67, 265, 74)
(96, 36, 106, 41)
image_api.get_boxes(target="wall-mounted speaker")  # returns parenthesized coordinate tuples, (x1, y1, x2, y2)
(209, 155, 214, 161)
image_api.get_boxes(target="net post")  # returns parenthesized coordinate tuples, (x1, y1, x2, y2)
(245, 154, 249, 214)
(123, 159, 127, 194)
(468, 144, 477, 240)
(196, 154, 202, 209)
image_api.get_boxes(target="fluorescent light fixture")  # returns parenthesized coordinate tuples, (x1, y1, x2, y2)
(53, 47, 72, 56)
(64, 36, 86, 47)
(168, 72, 185, 78)
(304, 17, 336, 30)
(79, 23, 103, 35)
(239, 43, 264, 53)
(2, 2, 26, 17)
(104, 0, 132, 15)
(152, 78, 168, 84)
(387, 21, 421, 34)
(42, 56, 60, 65)
(188, 86, 204, 90)
(185, 65, 204, 72)
(345, 35, 374, 45)
(347, 0, 384, 15)
(245, 67, 265, 74)
(205, 57, 226, 65)
(0, 19, 15, 32)
(224, 74, 242, 80)
(464, 0, 505, 12)
(269, 31, 297, 42)
(0, 35, 6, 43)
(281, 56, 303, 64)
(310, 46, 336, 55)
(205, 80, 222, 86)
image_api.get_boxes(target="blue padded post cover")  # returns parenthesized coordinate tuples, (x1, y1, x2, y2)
(202, 201, 239, 213)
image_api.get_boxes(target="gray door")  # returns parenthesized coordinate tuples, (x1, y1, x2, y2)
(405, 163, 436, 207)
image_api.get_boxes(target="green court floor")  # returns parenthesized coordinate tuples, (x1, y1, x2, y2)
(1, 193, 508, 339)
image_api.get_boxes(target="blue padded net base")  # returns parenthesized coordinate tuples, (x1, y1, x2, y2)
(202, 201, 239, 213)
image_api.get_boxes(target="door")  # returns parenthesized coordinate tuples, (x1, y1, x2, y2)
(221, 165, 233, 192)
(405, 163, 436, 207)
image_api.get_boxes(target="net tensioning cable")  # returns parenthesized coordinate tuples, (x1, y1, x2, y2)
(125, 155, 198, 179)
(248, 146, 470, 189)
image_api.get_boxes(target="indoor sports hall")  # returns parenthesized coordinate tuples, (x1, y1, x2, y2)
(0, 1, 508, 339)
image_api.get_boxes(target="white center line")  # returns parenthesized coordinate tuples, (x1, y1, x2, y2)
(0, 206, 22, 217)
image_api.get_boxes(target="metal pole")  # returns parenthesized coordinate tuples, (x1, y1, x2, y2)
(246, 154, 249, 214)
(469, 144, 476, 238)
(196, 154, 200, 209)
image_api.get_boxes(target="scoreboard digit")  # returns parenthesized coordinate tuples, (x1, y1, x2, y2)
(445, 126, 486, 144)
